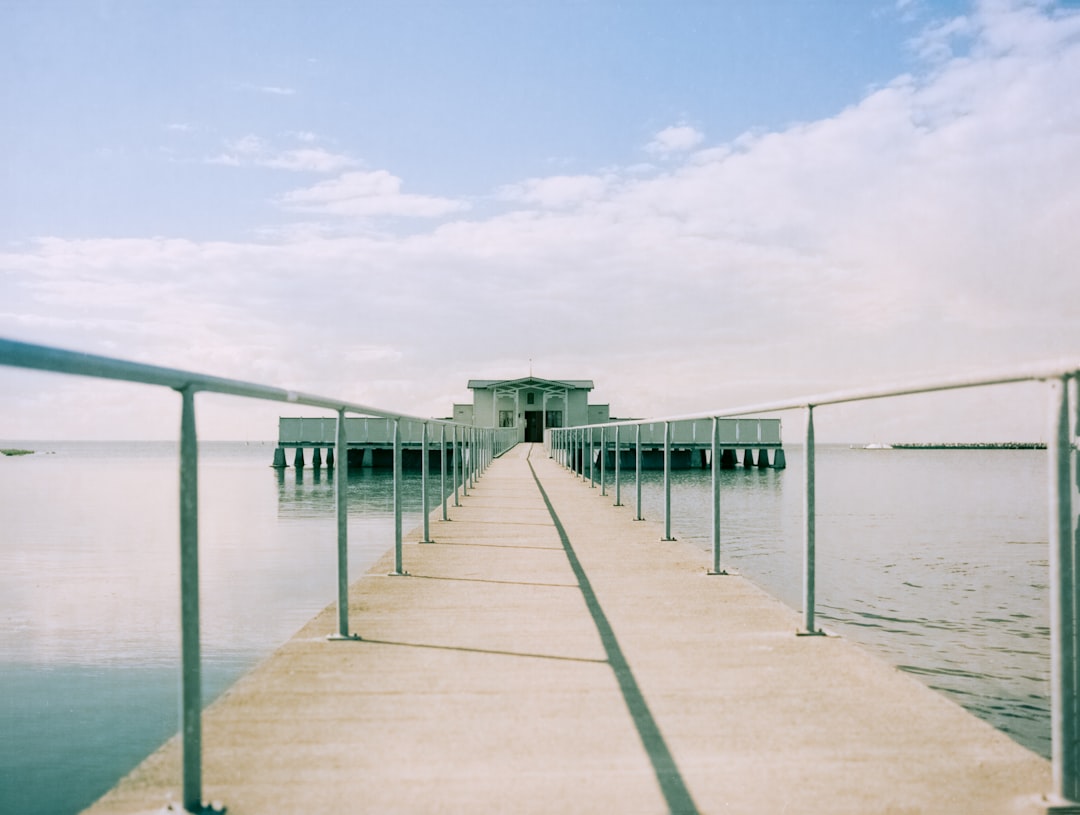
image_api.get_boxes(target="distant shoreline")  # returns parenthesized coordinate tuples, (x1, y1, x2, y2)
(888, 442, 1046, 450)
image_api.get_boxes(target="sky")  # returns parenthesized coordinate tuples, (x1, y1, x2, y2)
(2, 0, 1079, 442)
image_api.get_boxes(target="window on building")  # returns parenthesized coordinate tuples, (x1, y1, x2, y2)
(545, 410, 563, 428)
(499, 410, 515, 428)
(526, 392, 535, 405)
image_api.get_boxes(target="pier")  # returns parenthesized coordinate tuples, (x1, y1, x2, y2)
(276, 415, 786, 470)
(87, 443, 1054, 813)
(1, 339, 1077, 814)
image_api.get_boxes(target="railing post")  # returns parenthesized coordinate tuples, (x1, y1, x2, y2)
(440, 424, 448, 520)
(452, 425, 461, 507)
(801, 405, 821, 635)
(589, 428, 596, 488)
(662, 421, 674, 540)
(421, 422, 432, 543)
(635, 424, 643, 521)
(600, 426, 607, 496)
(390, 419, 407, 576)
(470, 427, 476, 486)
(177, 386, 206, 814)
(709, 416, 726, 575)
(1050, 376, 1079, 803)
(614, 425, 622, 506)
(461, 425, 469, 497)
(329, 409, 360, 641)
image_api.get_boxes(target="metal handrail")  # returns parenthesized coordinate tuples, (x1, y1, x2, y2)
(0, 336, 510, 814)
(546, 361, 1079, 806)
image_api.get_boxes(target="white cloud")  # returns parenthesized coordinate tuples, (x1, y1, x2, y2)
(4, 0, 1080, 441)
(280, 170, 469, 218)
(207, 135, 358, 173)
(645, 125, 705, 156)
(234, 83, 296, 96)
(497, 175, 611, 209)
(263, 149, 359, 173)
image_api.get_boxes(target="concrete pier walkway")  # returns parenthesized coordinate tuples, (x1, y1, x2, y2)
(86, 444, 1053, 814)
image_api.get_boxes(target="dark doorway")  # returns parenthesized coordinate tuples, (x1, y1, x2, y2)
(524, 411, 544, 442)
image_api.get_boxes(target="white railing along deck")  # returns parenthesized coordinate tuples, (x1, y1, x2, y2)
(546, 360, 1080, 808)
(0, 337, 515, 814)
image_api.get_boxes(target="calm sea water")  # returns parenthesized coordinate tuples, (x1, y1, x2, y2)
(0, 441, 1053, 813)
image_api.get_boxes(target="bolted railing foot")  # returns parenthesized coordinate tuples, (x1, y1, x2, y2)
(327, 633, 362, 642)
(164, 800, 226, 813)
(1041, 797, 1080, 814)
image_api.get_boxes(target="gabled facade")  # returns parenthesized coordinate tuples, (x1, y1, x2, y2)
(453, 377, 610, 442)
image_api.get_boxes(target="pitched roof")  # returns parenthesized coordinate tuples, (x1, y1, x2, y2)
(467, 376, 594, 391)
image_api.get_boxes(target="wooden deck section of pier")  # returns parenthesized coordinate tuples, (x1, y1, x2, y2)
(86, 444, 1053, 814)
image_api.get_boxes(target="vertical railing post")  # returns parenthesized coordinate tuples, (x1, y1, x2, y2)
(470, 426, 476, 484)
(1050, 376, 1079, 803)
(614, 425, 622, 506)
(600, 426, 607, 496)
(709, 416, 725, 575)
(589, 428, 596, 488)
(391, 418, 407, 576)
(440, 424, 448, 520)
(177, 386, 204, 813)
(635, 424, 643, 521)
(662, 421, 674, 540)
(329, 409, 360, 641)
(801, 405, 820, 635)
(421, 422, 432, 543)
(462, 425, 469, 497)
(452, 425, 461, 507)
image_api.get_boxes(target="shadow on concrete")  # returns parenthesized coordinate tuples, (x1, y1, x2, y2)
(359, 638, 609, 665)
(409, 574, 580, 590)
(528, 453, 701, 815)
(424, 541, 564, 552)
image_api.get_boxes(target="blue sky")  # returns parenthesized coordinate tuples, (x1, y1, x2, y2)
(2, 0, 1079, 440)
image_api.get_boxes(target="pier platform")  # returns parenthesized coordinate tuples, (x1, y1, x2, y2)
(86, 444, 1053, 814)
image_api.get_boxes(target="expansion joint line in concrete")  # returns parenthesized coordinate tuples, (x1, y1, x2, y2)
(525, 447, 700, 815)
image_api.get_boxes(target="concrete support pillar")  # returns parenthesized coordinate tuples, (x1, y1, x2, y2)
(312, 448, 323, 467)
(757, 448, 770, 468)
(326, 447, 335, 469)
(743, 449, 755, 467)
(294, 447, 305, 468)
(773, 449, 787, 470)
(721, 449, 738, 469)
(272, 447, 287, 468)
